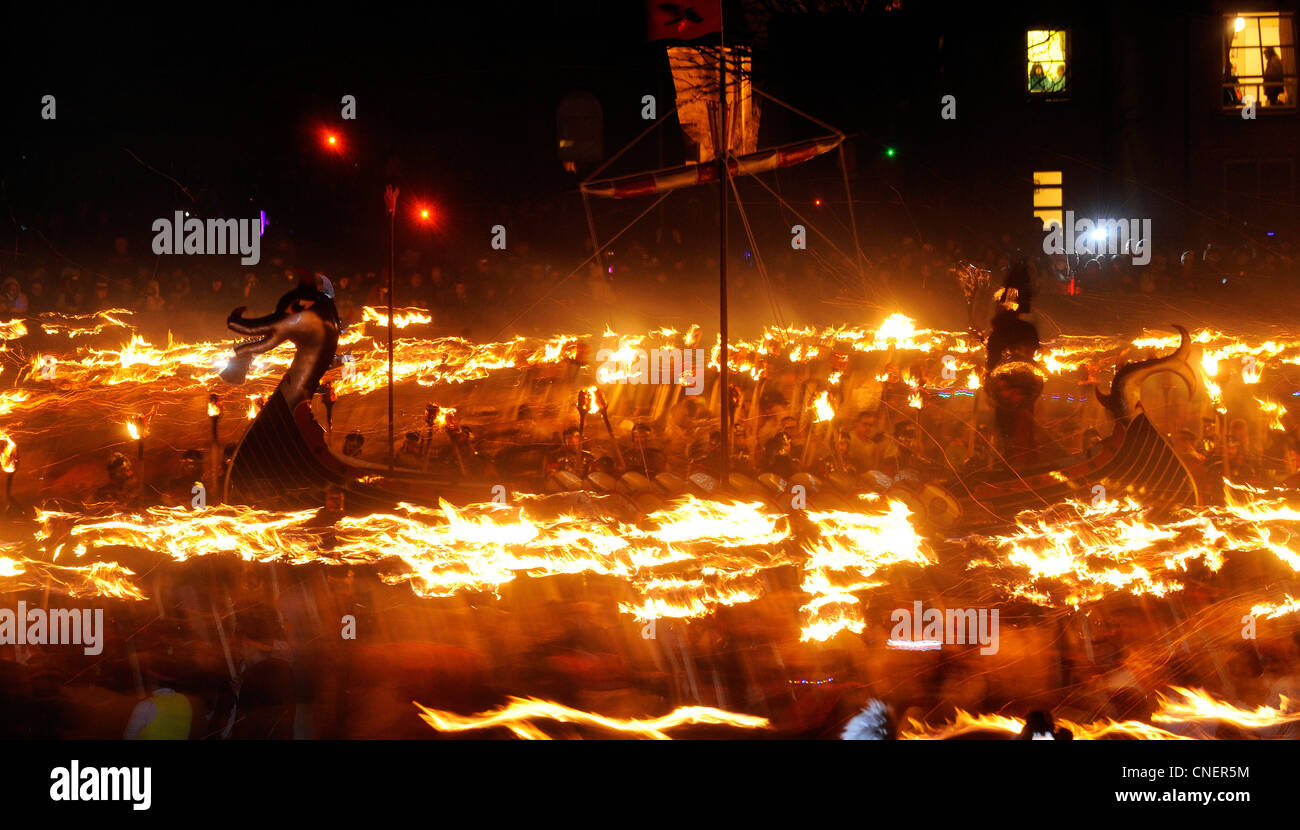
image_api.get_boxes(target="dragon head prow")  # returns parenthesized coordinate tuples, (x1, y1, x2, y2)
(1098, 324, 1197, 421)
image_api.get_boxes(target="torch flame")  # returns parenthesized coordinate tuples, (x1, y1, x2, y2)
(0, 432, 15, 473)
(811, 390, 834, 423)
(415, 696, 769, 739)
(1257, 398, 1287, 431)
(361, 306, 433, 329)
(1151, 686, 1300, 731)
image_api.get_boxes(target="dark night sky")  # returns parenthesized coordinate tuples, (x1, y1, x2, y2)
(0, 1, 1003, 274)
(7, 1, 1280, 280)
(2, 3, 694, 269)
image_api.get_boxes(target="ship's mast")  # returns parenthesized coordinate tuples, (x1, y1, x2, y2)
(718, 19, 731, 485)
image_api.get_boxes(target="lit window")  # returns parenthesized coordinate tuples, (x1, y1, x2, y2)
(1033, 170, 1063, 229)
(1224, 13, 1296, 110)
(1027, 30, 1069, 98)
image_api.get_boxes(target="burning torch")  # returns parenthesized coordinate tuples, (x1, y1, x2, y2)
(424, 403, 439, 445)
(442, 408, 469, 476)
(966, 369, 981, 439)
(320, 381, 336, 433)
(126, 415, 148, 461)
(577, 388, 594, 451)
(422, 404, 442, 469)
(1, 432, 17, 512)
(802, 390, 836, 469)
(208, 394, 222, 442)
(748, 359, 769, 463)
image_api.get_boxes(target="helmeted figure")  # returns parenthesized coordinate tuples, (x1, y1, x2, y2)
(984, 261, 1046, 468)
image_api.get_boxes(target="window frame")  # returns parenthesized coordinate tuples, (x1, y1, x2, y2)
(1026, 28, 1071, 102)
(1222, 12, 1297, 114)
(1033, 170, 1064, 230)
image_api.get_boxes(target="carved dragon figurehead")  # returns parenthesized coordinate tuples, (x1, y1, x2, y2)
(1097, 324, 1197, 422)
(219, 272, 339, 410)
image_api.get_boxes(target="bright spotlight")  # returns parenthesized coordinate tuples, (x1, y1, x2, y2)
(413, 203, 436, 225)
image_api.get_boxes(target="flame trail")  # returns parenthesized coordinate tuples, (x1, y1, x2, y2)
(414, 696, 770, 739)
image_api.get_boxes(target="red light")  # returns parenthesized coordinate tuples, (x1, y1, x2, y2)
(413, 203, 437, 225)
(814, 198, 822, 207)
(320, 130, 343, 153)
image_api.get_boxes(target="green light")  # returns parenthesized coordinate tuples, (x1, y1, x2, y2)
(885, 146, 897, 158)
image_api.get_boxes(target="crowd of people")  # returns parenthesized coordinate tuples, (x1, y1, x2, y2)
(2, 204, 1294, 336)
(4, 220, 1300, 744)
(1, 209, 1297, 517)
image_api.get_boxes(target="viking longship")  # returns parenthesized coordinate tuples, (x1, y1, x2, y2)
(946, 325, 1201, 527)
(217, 278, 1203, 529)
(217, 32, 1203, 529)
(218, 276, 466, 513)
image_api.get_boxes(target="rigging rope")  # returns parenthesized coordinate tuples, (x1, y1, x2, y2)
(728, 176, 785, 328)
